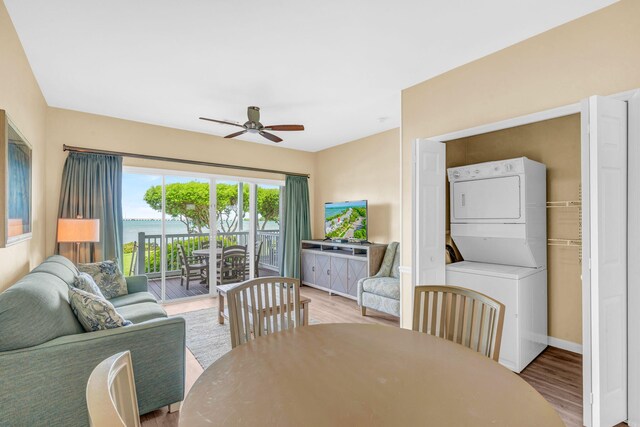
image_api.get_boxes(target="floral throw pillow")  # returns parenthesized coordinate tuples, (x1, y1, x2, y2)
(68, 287, 132, 332)
(78, 260, 128, 299)
(72, 272, 105, 298)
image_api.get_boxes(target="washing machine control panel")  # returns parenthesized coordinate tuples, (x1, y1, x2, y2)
(448, 157, 525, 182)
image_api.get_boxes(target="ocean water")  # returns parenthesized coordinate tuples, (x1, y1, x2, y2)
(123, 220, 278, 243)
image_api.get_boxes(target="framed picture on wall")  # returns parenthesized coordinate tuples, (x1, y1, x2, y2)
(0, 110, 32, 247)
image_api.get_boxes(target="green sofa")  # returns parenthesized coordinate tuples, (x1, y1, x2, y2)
(0, 255, 185, 426)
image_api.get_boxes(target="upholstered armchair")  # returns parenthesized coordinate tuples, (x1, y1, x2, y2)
(357, 242, 400, 317)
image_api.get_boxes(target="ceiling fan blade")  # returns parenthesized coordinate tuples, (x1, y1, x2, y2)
(199, 117, 244, 128)
(259, 131, 283, 143)
(263, 125, 305, 131)
(224, 130, 247, 139)
(247, 106, 260, 123)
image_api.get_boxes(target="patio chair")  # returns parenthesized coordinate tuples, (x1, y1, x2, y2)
(217, 245, 247, 286)
(245, 241, 264, 278)
(178, 243, 208, 290)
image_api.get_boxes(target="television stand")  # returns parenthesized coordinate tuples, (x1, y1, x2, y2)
(299, 240, 387, 300)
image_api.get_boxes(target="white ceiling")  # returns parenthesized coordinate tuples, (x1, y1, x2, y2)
(5, 0, 617, 152)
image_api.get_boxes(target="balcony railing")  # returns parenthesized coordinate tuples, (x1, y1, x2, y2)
(133, 230, 280, 277)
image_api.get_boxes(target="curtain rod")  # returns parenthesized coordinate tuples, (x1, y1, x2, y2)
(62, 144, 310, 178)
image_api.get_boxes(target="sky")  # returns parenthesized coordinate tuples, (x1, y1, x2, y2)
(122, 172, 278, 220)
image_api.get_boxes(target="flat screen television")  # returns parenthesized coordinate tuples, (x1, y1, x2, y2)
(324, 200, 367, 241)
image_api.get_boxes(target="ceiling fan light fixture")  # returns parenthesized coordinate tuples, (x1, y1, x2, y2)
(199, 106, 304, 143)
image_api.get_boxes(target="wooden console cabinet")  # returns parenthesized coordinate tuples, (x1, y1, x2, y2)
(300, 240, 387, 300)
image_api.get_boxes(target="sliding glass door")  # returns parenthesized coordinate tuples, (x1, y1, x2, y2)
(255, 183, 283, 277)
(123, 167, 284, 303)
(162, 175, 211, 301)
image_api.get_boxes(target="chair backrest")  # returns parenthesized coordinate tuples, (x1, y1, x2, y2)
(255, 241, 263, 262)
(177, 243, 188, 267)
(224, 244, 247, 255)
(220, 246, 247, 284)
(128, 242, 138, 276)
(413, 285, 505, 361)
(227, 277, 302, 348)
(86, 351, 140, 427)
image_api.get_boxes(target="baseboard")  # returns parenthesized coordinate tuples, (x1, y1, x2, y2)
(548, 336, 582, 354)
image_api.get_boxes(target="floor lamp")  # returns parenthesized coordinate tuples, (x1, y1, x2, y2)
(57, 217, 100, 264)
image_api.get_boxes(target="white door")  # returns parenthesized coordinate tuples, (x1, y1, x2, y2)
(413, 139, 446, 286)
(582, 95, 628, 427)
(627, 91, 640, 427)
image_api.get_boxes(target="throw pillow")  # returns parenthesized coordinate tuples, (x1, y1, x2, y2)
(78, 260, 128, 299)
(68, 287, 132, 332)
(72, 272, 105, 298)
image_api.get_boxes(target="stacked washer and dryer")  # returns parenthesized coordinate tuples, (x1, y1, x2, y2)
(446, 157, 548, 373)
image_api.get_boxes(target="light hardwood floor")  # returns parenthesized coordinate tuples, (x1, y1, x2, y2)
(142, 286, 585, 427)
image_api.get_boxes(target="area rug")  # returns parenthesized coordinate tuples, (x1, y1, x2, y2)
(172, 308, 232, 370)
(173, 307, 319, 370)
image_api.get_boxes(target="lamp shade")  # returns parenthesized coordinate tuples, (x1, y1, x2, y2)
(57, 218, 100, 243)
(7, 218, 23, 237)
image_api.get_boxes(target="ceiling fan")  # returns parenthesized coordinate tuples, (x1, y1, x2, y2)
(199, 106, 304, 143)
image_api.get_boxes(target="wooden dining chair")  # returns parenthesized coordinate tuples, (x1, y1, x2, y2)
(86, 351, 140, 427)
(227, 277, 302, 348)
(413, 285, 505, 361)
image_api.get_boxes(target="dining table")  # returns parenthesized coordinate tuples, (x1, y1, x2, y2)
(192, 248, 222, 258)
(179, 323, 563, 426)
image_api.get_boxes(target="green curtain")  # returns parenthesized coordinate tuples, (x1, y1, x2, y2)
(280, 175, 311, 278)
(56, 152, 123, 266)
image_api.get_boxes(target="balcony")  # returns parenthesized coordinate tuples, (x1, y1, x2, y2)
(127, 230, 280, 301)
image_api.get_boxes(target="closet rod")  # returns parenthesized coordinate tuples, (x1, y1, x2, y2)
(62, 144, 310, 178)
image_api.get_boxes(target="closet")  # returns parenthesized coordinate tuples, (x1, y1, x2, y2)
(412, 93, 640, 427)
(446, 114, 582, 360)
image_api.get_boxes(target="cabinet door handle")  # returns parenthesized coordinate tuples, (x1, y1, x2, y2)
(327, 269, 330, 275)
(312, 266, 315, 272)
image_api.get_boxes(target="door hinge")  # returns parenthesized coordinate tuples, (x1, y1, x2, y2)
(589, 393, 593, 405)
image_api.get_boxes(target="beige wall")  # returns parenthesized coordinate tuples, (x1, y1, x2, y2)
(0, 1, 47, 291)
(45, 108, 316, 255)
(447, 115, 582, 343)
(400, 0, 640, 330)
(313, 128, 400, 243)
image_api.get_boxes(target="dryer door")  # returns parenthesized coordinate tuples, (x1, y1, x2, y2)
(451, 176, 521, 222)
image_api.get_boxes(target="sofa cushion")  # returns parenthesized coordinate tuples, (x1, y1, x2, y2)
(0, 272, 84, 351)
(109, 292, 157, 308)
(390, 249, 401, 279)
(45, 255, 80, 275)
(68, 287, 132, 332)
(362, 277, 400, 300)
(78, 260, 128, 299)
(117, 302, 167, 324)
(362, 292, 400, 317)
(72, 272, 104, 298)
(31, 259, 78, 287)
(377, 242, 399, 277)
